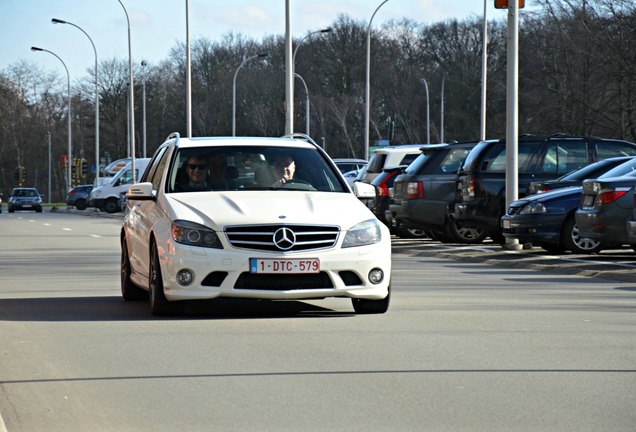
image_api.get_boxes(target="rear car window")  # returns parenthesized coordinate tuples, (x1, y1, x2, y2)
(367, 154, 387, 174)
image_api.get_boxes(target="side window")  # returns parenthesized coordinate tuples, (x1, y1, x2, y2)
(142, 146, 168, 192)
(542, 142, 588, 174)
(436, 148, 471, 174)
(596, 142, 636, 159)
(481, 144, 506, 172)
(481, 142, 535, 172)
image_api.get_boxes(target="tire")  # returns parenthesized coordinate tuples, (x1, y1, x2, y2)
(8, 207, 14, 213)
(445, 220, 487, 244)
(395, 227, 428, 239)
(351, 285, 390, 314)
(36, 207, 42, 213)
(538, 242, 566, 254)
(104, 198, 121, 214)
(429, 229, 452, 243)
(149, 242, 184, 316)
(561, 215, 602, 254)
(121, 237, 148, 301)
(75, 199, 87, 211)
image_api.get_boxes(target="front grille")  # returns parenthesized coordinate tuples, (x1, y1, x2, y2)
(225, 224, 339, 252)
(507, 206, 522, 216)
(234, 272, 334, 290)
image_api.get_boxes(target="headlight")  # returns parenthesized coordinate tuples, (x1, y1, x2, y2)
(171, 220, 222, 249)
(343, 219, 382, 248)
(91, 190, 101, 198)
(35, 197, 42, 204)
(519, 202, 547, 215)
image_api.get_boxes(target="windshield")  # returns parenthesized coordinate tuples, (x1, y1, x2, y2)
(168, 145, 347, 193)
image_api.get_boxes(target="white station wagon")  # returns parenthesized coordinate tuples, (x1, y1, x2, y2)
(121, 133, 392, 315)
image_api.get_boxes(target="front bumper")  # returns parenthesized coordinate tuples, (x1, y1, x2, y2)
(157, 238, 392, 302)
(500, 213, 565, 243)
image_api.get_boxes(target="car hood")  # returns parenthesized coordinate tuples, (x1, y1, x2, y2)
(164, 191, 375, 230)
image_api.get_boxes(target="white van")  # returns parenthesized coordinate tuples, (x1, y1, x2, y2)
(88, 158, 151, 213)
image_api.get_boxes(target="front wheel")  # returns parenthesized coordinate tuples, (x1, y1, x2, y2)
(351, 285, 390, 314)
(149, 242, 184, 316)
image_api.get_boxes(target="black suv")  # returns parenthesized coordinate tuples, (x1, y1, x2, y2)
(389, 141, 486, 243)
(66, 184, 93, 210)
(453, 134, 636, 242)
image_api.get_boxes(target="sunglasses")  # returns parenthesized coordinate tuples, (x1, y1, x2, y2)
(187, 163, 207, 170)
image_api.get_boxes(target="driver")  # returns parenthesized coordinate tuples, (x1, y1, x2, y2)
(272, 155, 296, 187)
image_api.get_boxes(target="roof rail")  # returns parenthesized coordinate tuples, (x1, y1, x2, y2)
(282, 133, 321, 149)
(165, 132, 181, 142)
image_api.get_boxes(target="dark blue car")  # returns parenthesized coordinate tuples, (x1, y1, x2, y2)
(501, 157, 636, 254)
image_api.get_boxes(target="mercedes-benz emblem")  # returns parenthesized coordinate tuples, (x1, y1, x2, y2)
(273, 227, 296, 250)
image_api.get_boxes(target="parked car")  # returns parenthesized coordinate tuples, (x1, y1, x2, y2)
(332, 158, 368, 174)
(365, 165, 424, 238)
(575, 165, 636, 248)
(361, 145, 429, 183)
(65, 184, 93, 210)
(503, 157, 636, 253)
(454, 134, 636, 242)
(390, 140, 486, 243)
(121, 133, 391, 316)
(527, 156, 635, 194)
(7, 187, 43, 213)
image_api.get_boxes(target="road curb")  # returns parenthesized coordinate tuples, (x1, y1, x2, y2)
(392, 241, 636, 284)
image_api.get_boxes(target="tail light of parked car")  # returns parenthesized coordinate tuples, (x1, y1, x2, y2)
(597, 187, 631, 205)
(458, 174, 477, 200)
(405, 181, 424, 199)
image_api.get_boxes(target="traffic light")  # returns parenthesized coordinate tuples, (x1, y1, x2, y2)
(81, 158, 87, 178)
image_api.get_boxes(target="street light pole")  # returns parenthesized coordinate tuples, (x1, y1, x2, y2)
(51, 18, 100, 186)
(185, 0, 192, 137)
(118, 0, 136, 183)
(141, 60, 147, 157)
(364, 0, 390, 160)
(420, 78, 430, 144)
(232, 53, 269, 136)
(292, 27, 331, 135)
(295, 73, 310, 135)
(480, 0, 488, 140)
(441, 72, 447, 143)
(31, 46, 72, 192)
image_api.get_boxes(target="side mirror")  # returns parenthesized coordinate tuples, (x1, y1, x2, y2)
(126, 182, 154, 201)
(353, 181, 376, 199)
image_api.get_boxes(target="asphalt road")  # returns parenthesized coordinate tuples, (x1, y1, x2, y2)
(1, 211, 635, 431)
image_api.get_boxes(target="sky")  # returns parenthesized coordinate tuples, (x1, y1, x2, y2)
(1, 0, 530, 81)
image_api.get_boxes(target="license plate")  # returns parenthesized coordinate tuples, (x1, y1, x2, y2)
(582, 195, 595, 208)
(250, 258, 320, 274)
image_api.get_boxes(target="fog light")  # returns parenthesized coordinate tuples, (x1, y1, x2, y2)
(368, 268, 384, 284)
(177, 269, 193, 286)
